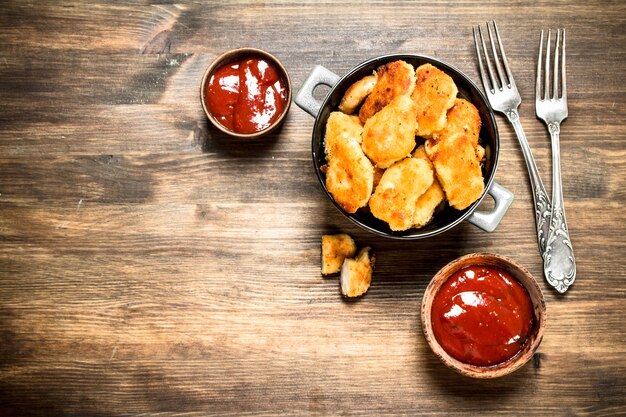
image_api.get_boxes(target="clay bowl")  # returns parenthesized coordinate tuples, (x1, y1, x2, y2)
(200, 47, 292, 139)
(421, 253, 546, 378)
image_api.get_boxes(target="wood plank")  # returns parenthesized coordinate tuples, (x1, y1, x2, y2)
(0, 1, 625, 415)
(0, 142, 623, 205)
(0, 203, 623, 302)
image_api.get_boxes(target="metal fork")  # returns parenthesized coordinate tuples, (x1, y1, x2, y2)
(473, 21, 552, 257)
(536, 29, 576, 293)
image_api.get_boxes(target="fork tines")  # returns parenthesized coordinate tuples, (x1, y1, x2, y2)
(473, 20, 516, 94)
(536, 28, 566, 101)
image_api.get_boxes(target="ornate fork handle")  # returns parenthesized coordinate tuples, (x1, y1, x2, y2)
(544, 122, 576, 293)
(505, 109, 552, 254)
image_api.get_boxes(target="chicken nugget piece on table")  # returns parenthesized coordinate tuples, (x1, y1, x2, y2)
(425, 133, 484, 210)
(321, 234, 357, 276)
(411, 64, 458, 138)
(324, 112, 374, 213)
(340, 247, 375, 298)
(338, 74, 378, 115)
(369, 158, 434, 231)
(362, 95, 417, 169)
(435, 98, 481, 147)
(358, 60, 416, 123)
(412, 145, 446, 228)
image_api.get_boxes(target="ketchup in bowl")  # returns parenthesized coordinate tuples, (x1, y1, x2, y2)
(431, 265, 534, 367)
(205, 55, 288, 134)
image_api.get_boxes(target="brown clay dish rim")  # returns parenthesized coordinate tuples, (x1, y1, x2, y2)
(200, 47, 292, 139)
(421, 252, 546, 379)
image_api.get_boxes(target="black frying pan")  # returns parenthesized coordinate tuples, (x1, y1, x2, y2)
(295, 54, 513, 239)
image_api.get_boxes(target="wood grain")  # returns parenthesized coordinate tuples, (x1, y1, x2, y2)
(1, 1, 625, 416)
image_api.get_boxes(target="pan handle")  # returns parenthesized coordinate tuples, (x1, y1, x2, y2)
(294, 65, 341, 117)
(466, 182, 514, 232)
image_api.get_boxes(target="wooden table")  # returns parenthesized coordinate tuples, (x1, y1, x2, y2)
(1, 1, 624, 415)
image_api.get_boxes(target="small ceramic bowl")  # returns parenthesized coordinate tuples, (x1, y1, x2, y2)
(200, 47, 292, 139)
(421, 253, 546, 379)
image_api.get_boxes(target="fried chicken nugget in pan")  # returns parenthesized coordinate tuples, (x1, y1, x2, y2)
(412, 146, 446, 228)
(425, 133, 484, 210)
(338, 74, 378, 115)
(362, 95, 417, 169)
(359, 60, 416, 124)
(369, 157, 434, 231)
(324, 112, 374, 213)
(411, 64, 458, 138)
(435, 98, 481, 147)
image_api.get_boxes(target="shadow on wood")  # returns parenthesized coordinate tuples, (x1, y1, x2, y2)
(420, 337, 532, 400)
(195, 117, 283, 158)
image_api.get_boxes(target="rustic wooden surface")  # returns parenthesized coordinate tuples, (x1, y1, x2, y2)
(1, 1, 625, 416)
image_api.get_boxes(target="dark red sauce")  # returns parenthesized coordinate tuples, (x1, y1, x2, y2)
(205, 56, 287, 134)
(431, 265, 534, 367)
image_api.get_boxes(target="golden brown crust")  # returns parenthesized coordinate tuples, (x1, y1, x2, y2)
(412, 145, 446, 228)
(358, 60, 416, 124)
(475, 144, 485, 163)
(340, 247, 375, 297)
(369, 158, 434, 231)
(435, 98, 481, 147)
(321, 234, 357, 276)
(411, 64, 458, 138)
(338, 74, 378, 115)
(425, 133, 484, 210)
(361, 95, 417, 169)
(412, 144, 433, 168)
(325, 112, 374, 213)
(372, 167, 385, 189)
(413, 181, 446, 228)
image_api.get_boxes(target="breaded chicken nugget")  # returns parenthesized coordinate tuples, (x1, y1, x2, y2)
(339, 74, 378, 115)
(362, 95, 417, 169)
(475, 144, 485, 163)
(435, 98, 481, 147)
(326, 112, 363, 153)
(425, 133, 484, 210)
(325, 112, 374, 213)
(340, 247, 375, 298)
(412, 145, 446, 227)
(372, 167, 385, 189)
(411, 64, 458, 138)
(321, 233, 357, 276)
(359, 60, 416, 123)
(412, 181, 446, 228)
(369, 158, 434, 231)
(412, 144, 432, 167)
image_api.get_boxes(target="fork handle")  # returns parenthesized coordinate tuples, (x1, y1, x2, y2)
(505, 109, 552, 254)
(544, 123, 576, 293)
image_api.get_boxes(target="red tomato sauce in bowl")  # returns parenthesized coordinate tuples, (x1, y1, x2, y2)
(205, 56, 288, 134)
(431, 265, 534, 367)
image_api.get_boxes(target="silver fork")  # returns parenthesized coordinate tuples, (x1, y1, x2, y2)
(536, 29, 576, 293)
(473, 21, 552, 257)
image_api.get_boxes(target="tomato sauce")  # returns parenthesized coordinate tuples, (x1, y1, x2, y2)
(205, 56, 288, 134)
(431, 265, 534, 367)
